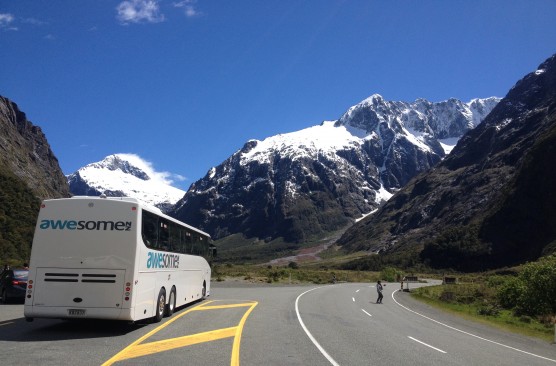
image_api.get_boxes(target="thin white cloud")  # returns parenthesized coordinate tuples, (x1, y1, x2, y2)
(0, 13, 14, 24)
(0, 13, 17, 30)
(116, 153, 187, 185)
(21, 17, 47, 26)
(173, 0, 201, 18)
(172, 174, 187, 182)
(116, 0, 165, 24)
(1, 14, 48, 32)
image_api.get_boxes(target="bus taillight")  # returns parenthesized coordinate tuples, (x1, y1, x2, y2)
(27, 280, 33, 299)
(125, 282, 131, 301)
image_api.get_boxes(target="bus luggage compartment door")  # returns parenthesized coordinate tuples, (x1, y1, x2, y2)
(32, 268, 126, 308)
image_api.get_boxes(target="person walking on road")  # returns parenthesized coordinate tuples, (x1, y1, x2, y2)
(376, 280, 383, 304)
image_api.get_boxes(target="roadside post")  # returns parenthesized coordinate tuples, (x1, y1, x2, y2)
(403, 276, 418, 292)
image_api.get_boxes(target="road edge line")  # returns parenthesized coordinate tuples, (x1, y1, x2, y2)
(295, 287, 340, 366)
(392, 290, 556, 363)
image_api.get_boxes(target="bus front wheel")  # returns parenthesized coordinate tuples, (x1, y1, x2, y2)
(154, 288, 166, 323)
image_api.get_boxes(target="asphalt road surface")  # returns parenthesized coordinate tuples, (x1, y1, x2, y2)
(1, 280, 555, 365)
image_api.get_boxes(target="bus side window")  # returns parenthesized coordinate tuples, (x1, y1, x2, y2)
(186, 230, 193, 253)
(159, 220, 169, 251)
(180, 229, 189, 254)
(168, 222, 179, 252)
(191, 235, 199, 255)
(191, 235, 206, 256)
(142, 210, 163, 249)
(142, 220, 157, 248)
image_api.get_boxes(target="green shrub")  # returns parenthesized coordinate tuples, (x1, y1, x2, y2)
(496, 255, 556, 317)
(380, 266, 402, 282)
(496, 276, 524, 309)
(477, 303, 500, 317)
(440, 290, 455, 302)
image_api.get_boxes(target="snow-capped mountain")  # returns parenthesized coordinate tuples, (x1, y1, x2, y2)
(67, 154, 185, 212)
(338, 53, 556, 271)
(172, 95, 499, 243)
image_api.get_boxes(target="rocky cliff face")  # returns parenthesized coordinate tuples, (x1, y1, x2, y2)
(0, 95, 70, 264)
(172, 95, 498, 243)
(338, 54, 556, 271)
(0, 96, 70, 199)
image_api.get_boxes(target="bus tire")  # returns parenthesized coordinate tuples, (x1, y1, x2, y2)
(202, 281, 206, 299)
(165, 287, 176, 317)
(154, 288, 166, 323)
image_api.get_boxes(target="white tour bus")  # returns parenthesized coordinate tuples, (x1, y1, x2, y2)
(24, 196, 215, 323)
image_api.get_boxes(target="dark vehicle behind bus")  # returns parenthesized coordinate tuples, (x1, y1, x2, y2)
(0, 269, 29, 303)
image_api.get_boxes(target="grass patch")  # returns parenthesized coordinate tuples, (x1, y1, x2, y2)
(412, 284, 555, 342)
(213, 228, 351, 265)
(212, 263, 380, 284)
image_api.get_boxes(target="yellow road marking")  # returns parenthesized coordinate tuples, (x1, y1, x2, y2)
(123, 326, 237, 359)
(197, 303, 256, 311)
(102, 301, 212, 366)
(102, 300, 258, 366)
(231, 301, 257, 366)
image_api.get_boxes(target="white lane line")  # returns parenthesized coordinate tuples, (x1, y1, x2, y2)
(392, 291, 556, 363)
(361, 309, 372, 318)
(408, 336, 447, 353)
(352, 297, 355, 302)
(356, 289, 360, 293)
(296, 287, 340, 366)
(0, 322, 14, 327)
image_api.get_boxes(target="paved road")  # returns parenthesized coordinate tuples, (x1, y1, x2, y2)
(0, 281, 554, 365)
(293, 281, 556, 365)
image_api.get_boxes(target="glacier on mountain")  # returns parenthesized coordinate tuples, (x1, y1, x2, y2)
(238, 94, 500, 190)
(173, 94, 500, 242)
(67, 153, 185, 211)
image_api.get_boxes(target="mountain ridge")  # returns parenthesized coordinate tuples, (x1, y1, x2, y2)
(0, 96, 70, 199)
(337, 54, 556, 271)
(67, 153, 186, 212)
(172, 94, 499, 244)
(0, 95, 70, 264)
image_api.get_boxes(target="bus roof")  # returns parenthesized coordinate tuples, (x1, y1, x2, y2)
(43, 196, 211, 239)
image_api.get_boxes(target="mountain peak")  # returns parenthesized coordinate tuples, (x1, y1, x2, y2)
(338, 53, 556, 271)
(67, 153, 185, 211)
(174, 93, 499, 243)
(337, 95, 501, 142)
(98, 154, 151, 180)
(362, 94, 385, 104)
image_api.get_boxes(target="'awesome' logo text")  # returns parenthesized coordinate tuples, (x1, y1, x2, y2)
(39, 220, 132, 231)
(147, 252, 180, 269)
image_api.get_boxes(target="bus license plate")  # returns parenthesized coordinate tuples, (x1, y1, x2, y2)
(68, 309, 86, 316)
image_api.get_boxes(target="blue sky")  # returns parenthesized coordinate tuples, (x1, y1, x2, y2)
(1, 1, 555, 190)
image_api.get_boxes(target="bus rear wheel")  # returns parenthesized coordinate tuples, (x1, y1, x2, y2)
(165, 287, 176, 317)
(202, 281, 206, 299)
(154, 288, 166, 323)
